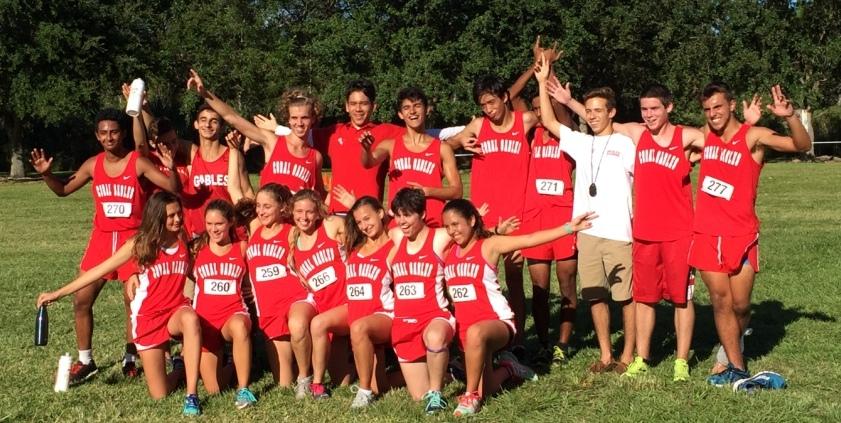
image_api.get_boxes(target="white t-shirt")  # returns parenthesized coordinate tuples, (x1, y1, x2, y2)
(558, 125, 635, 242)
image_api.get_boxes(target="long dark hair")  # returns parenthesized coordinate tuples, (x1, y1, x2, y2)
(345, 196, 385, 252)
(133, 191, 183, 267)
(190, 199, 236, 256)
(257, 183, 293, 224)
(442, 199, 493, 240)
(289, 189, 326, 271)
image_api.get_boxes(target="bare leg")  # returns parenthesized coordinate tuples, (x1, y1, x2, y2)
(503, 254, 525, 345)
(265, 338, 294, 386)
(310, 304, 349, 385)
(350, 314, 392, 391)
(590, 299, 613, 364)
(634, 302, 656, 360)
(400, 362, 430, 401)
(701, 270, 747, 370)
(167, 307, 202, 395)
(556, 258, 578, 346)
(462, 320, 510, 395)
(199, 350, 222, 394)
(288, 302, 317, 381)
(423, 319, 454, 392)
(221, 314, 252, 389)
(674, 301, 695, 361)
(138, 347, 169, 399)
(619, 299, 636, 365)
(527, 260, 551, 344)
(72, 277, 106, 352)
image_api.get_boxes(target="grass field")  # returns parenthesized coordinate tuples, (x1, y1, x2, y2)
(1, 163, 840, 422)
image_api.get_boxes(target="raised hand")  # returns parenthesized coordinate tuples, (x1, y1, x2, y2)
(767, 85, 794, 118)
(534, 52, 551, 83)
(532, 35, 543, 63)
(496, 215, 521, 235)
(186, 68, 206, 95)
(477, 202, 490, 217)
(359, 131, 375, 151)
(225, 129, 244, 150)
(332, 184, 357, 209)
(569, 211, 597, 232)
(157, 142, 174, 169)
(742, 94, 762, 125)
(461, 135, 482, 155)
(547, 75, 572, 105)
(542, 40, 562, 63)
(254, 113, 279, 131)
(29, 149, 53, 174)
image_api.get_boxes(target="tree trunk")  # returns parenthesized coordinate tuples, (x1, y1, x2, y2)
(796, 108, 815, 159)
(4, 114, 26, 178)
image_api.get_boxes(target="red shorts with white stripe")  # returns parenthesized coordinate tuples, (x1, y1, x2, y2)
(132, 301, 191, 351)
(391, 311, 455, 362)
(80, 228, 137, 281)
(520, 207, 576, 261)
(633, 237, 694, 304)
(258, 296, 315, 340)
(199, 311, 251, 353)
(688, 232, 759, 275)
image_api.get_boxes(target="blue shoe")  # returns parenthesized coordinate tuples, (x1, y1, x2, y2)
(235, 387, 257, 409)
(733, 371, 787, 393)
(423, 390, 448, 415)
(182, 394, 201, 417)
(707, 364, 750, 387)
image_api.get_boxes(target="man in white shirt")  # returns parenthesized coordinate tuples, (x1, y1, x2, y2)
(535, 54, 636, 374)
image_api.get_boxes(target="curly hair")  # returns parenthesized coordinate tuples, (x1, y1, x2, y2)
(278, 88, 323, 124)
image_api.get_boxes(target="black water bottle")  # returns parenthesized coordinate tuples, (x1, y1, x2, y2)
(35, 305, 49, 346)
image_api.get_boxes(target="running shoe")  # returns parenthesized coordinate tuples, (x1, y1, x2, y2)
(234, 387, 257, 409)
(423, 390, 448, 415)
(453, 391, 481, 417)
(122, 359, 140, 378)
(295, 376, 312, 400)
(311, 382, 331, 400)
(673, 358, 690, 382)
(621, 356, 649, 378)
(499, 356, 538, 383)
(182, 394, 201, 417)
(69, 360, 98, 385)
(552, 345, 570, 366)
(732, 371, 787, 393)
(707, 364, 750, 387)
(350, 389, 374, 409)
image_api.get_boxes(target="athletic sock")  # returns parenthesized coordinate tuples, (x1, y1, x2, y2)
(358, 388, 372, 396)
(78, 349, 93, 365)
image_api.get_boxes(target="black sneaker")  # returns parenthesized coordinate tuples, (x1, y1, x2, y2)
(122, 359, 141, 378)
(69, 360, 98, 385)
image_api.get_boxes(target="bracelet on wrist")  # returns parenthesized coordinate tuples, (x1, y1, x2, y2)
(563, 223, 573, 234)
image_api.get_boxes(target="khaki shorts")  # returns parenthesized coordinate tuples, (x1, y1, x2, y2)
(577, 233, 633, 301)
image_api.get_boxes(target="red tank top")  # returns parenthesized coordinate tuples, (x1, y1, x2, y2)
(523, 126, 575, 218)
(186, 148, 232, 236)
(633, 126, 693, 241)
(259, 136, 318, 191)
(91, 151, 146, 231)
(246, 225, 308, 316)
(148, 153, 189, 192)
(444, 239, 514, 327)
(292, 225, 347, 312)
(130, 240, 190, 316)
(345, 240, 395, 324)
(388, 138, 445, 227)
(471, 111, 530, 224)
(694, 124, 761, 236)
(192, 241, 248, 321)
(390, 229, 449, 319)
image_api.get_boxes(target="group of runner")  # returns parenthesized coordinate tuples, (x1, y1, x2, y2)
(32, 38, 810, 417)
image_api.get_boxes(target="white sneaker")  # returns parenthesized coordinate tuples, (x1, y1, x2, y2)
(295, 376, 312, 400)
(350, 389, 374, 409)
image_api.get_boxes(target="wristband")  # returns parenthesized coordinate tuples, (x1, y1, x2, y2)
(563, 223, 573, 234)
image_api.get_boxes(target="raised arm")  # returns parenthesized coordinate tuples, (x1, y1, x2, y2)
(29, 149, 93, 197)
(482, 212, 595, 264)
(136, 151, 179, 193)
(36, 239, 136, 307)
(535, 53, 563, 138)
(186, 69, 276, 148)
(752, 85, 811, 153)
(131, 105, 151, 157)
(445, 117, 483, 154)
(360, 133, 392, 168)
(511, 35, 562, 111)
(226, 138, 247, 204)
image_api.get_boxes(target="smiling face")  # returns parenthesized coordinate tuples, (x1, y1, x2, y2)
(639, 97, 673, 132)
(164, 202, 183, 233)
(292, 198, 320, 232)
(193, 109, 221, 141)
(95, 120, 125, 152)
(397, 98, 427, 131)
(287, 103, 315, 139)
(345, 90, 375, 128)
(352, 203, 385, 240)
(443, 209, 475, 247)
(702, 92, 736, 132)
(204, 209, 231, 244)
(255, 191, 284, 227)
(584, 97, 616, 135)
(393, 209, 425, 238)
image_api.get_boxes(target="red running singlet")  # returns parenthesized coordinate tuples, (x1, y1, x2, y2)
(148, 153, 189, 193)
(694, 124, 761, 236)
(192, 242, 248, 322)
(633, 126, 693, 241)
(292, 225, 347, 313)
(388, 138, 445, 226)
(246, 225, 309, 317)
(185, 148, 232, 236)
(523, 126, 575, 220)
(345, 240, 395, 324)
(130, 240, 190, 317)
(470, 111, 530, 225)
(443, 239, 514, 328)
(91, 151, 146, 231)
(259, 136, 318, 191)
(390, 229, 449, 319)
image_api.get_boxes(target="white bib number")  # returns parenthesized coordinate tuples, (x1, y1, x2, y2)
(255, 264, 287, 282)
(395, 282, 425, 300)
(309, 267, 338, 292)
(102, 202, 132, 218)
(448, 284, 478, 302)
(346, 283, 373, 301)
(535, 179, 564, 196)
(204, 279, 236, 295)
(701, 176, 735, 201)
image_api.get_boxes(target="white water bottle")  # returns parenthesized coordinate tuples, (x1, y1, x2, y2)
(125, 78, 145, 117)
(54, 353, 72, 392)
